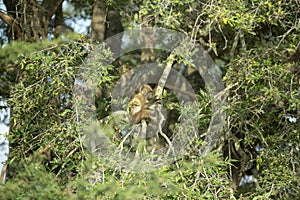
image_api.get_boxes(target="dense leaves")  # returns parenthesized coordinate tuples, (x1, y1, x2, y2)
(0, 0, 299, 199)
(7, 37, 89, 181)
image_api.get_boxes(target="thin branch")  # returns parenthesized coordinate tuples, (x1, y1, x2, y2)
(230, 30, 240, 59)
(155, 53, 175, 98)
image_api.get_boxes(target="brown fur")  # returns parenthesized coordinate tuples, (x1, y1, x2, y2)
(129, 85, 153, 124)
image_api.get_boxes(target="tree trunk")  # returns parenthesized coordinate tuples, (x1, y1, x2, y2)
(140, 15, 156, 63)
(91, 0, 123, 55)
(54, 1, 63, 37)
(91, 0, 107, 41)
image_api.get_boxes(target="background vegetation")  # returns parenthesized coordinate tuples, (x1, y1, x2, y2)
(0, 0, 299, 199)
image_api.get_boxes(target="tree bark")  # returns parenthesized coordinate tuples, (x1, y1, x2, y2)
(54, 1, 63, 37)
(91, 0, 123, 55)
(0, 11, 22, 40)
(91, 0, 107, 41)
(140, 15, 156, 63)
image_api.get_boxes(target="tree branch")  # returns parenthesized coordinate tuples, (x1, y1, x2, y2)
(0, 11, 22, 39)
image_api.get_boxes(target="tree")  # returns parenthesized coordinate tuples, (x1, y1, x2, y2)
(0, 0, 299, 199)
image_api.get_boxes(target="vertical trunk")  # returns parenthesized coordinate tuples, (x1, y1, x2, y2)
(140, 15, 156, 63)
(91, 0, 107, 41)
(105, 9, 123, 56)
(54, 1, 63, 37)
(223, 140, 243, 191)
(91, 0, 123, 55)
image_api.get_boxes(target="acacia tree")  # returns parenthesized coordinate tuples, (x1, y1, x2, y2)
(0, 0, 299, 199)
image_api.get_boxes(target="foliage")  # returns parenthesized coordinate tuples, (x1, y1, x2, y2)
(225, 47, 300, 198)
(0, 159, 65, 200)
(0, 0, 300, 199)
(1, 153, 233, 199)
(7, 36, 88, 182)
